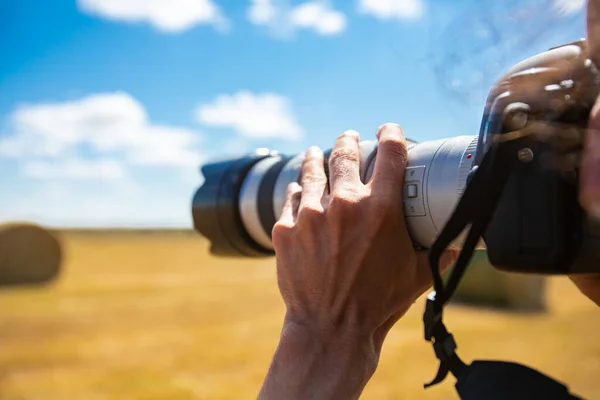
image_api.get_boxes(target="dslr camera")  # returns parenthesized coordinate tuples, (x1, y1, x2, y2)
(191, 39, 600, 399)
(191, 39, 600, 277)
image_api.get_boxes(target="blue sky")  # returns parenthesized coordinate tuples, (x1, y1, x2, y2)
(0, 0, 587, 227)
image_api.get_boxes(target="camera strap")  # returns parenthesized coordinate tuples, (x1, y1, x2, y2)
(423, 138, 514, 388)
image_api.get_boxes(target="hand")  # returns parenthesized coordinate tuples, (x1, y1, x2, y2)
(258, 124, 458, 400)
(570, 0, 600, 305)
(582, 0, 600, 219)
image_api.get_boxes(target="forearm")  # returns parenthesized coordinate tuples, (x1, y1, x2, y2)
(258, 322, 380, 400)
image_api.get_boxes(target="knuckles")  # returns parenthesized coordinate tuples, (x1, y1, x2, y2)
(301, 172, 327, 187)
(329, 190, 361, 208)
(379, 137, 408, 162)
(329, 147, 361, 166)
(297, 204, 325, 223)
(326, 189, 364, 223)
(272, 220, 295, 247)
(273, 187, 400, 249)
(273, 122, 410, 244)
(286, 182, 302, 197)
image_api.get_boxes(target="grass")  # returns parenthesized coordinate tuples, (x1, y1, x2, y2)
(0, 230, 599, 399)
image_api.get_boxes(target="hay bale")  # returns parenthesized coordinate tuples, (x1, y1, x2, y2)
(448, 250, 547, 312)
(0, 223, 63, 287)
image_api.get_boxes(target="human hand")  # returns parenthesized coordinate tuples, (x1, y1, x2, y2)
(258, 124, 458, 400)
(582, 0, 600, 220)
(570, 0, 600, 306)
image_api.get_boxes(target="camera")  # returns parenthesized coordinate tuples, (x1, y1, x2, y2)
(191, 39, 600, 276)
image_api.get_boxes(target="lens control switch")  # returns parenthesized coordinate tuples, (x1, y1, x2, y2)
(404, 166, 427, 217)
(407, 184, 418, 198)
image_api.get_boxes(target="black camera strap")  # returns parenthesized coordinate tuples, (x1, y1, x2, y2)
(423, 137, 514, 388)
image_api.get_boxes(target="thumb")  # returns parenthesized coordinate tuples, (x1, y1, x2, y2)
(587, 0, 600, 66)
(581, 98, 600, 218)
(570, 274, 600, 306)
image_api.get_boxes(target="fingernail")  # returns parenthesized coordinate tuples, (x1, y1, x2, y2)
(376, 123, 404, 140)
(306, 146, 322, 158)
(339, 130, 360, 141)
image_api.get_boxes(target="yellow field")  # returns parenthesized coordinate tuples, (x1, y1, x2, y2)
(0, 230, 599, 400)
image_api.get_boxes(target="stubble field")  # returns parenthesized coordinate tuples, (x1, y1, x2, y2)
(0, 230, 599, 399)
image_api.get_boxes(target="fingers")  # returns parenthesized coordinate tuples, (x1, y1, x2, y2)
(583, 0, 600, 216)
(328, 130, 362, 194)
(581, 100, 600, 218)
(278, 182, 302, 226)
(299, 146, 327, 212)
(570, 275, 600, 307)
(369, 123, 408, 201)
(587, 0, 600, 66)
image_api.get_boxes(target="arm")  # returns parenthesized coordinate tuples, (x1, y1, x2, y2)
(258, 322, 378, 400)
(258, 124, 458, 399)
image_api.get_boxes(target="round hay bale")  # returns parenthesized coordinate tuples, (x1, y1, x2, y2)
(448, 250, 547, 312)
(0, 223, 63, 287)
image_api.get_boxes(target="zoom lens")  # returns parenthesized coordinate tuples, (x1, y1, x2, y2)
(192, 136, 480, 257)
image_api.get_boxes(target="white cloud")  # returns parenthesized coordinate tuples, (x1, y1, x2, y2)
(0, 94, 208, 227)
(248, 0, 346, 37)
(77, 0, 230, 33)
(552, 0, 585, 15)
(23, 159, 126, 180)
(195, 91, 303, 140)
(357, 0, 424, 20)
(248, 0, 278, 25)
(0, 92, 204, 180)
(290, 1, 347, 35)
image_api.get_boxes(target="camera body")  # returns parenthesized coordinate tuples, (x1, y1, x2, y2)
(191, 39, 600, 276)
(480, 39, 600, 274)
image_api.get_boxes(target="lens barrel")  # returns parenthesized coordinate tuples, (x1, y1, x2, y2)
(193, 136, 479, 257)
(191, 151, 276, 257)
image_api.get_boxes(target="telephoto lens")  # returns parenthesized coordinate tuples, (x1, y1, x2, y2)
(192, 135, 480, 257)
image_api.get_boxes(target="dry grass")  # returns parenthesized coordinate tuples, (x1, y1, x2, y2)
(0, 230, 599, 399)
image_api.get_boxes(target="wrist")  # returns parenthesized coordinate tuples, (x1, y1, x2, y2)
(258, 319, 380, 400)
(281, 318, 380, 372)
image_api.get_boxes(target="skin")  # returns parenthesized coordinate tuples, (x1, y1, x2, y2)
(571, 0, 600, 306)
(258, 124, 458, 399)
(259, 1, 600, 398)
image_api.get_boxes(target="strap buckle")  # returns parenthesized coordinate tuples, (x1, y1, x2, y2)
(423, 293, 440, 342)
(424, 291, 467, 389)
(433, 333, 458, 362)
(424, 320, 464, 389)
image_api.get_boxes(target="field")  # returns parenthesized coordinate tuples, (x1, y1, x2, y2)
(0, 230, 599, 399)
